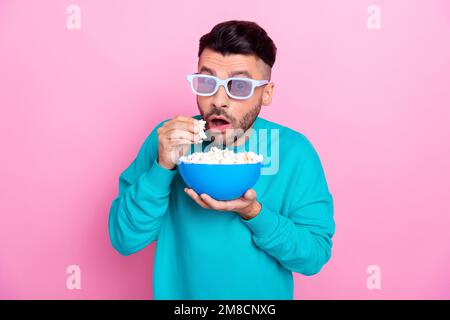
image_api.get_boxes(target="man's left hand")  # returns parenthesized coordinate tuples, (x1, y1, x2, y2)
(184, 188, 261, 220)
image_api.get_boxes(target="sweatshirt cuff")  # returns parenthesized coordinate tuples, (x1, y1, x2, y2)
(141, 158, 178, 195)
(240, 201, 279, 238)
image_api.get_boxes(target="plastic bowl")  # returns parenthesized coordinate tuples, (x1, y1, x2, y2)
(178, 162, 263, 201)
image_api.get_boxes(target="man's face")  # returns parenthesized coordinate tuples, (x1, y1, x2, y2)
(196, 48, 274, 146)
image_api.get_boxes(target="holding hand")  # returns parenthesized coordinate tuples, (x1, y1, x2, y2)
(184, 188, 261, 220)
(157, 116, 201, 170)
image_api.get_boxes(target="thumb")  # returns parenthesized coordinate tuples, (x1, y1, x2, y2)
(243, 189, 257, 201)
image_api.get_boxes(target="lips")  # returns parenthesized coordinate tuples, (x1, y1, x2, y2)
(208, 116, 231, 132)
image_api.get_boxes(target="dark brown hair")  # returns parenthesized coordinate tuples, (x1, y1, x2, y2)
(198, 20, 277, 68)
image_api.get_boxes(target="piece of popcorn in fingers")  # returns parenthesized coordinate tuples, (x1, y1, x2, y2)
(195, 119, 207, 143)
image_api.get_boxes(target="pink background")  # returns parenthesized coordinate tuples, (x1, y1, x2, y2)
(1, 0, 449, 299)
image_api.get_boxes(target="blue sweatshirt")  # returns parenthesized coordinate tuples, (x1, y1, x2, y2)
(108, 115, 335, 299)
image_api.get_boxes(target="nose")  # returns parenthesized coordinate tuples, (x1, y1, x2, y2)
(211, 84, 230, 108)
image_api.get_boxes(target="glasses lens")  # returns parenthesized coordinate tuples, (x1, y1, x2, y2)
(193, 76, 216, 94)
(228, 79, 252, 97)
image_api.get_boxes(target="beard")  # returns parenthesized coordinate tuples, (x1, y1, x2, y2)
(197, 98, 262, 147)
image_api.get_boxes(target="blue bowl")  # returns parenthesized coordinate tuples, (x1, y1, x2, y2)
(178, 162, 263, 201)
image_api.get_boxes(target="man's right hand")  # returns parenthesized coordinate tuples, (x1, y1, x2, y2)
(157, 116, 201, 170)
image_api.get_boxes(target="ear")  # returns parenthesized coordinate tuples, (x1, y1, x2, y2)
(262, 82, 275, 106)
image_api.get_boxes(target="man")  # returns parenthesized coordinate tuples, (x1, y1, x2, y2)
(108, 20, 335, 299)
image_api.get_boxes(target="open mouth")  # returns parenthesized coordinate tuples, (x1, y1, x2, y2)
(208, 117, 231, 132)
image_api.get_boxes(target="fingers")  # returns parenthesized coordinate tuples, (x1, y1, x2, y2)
(157, 116, 203, 168)
(184, 188, 258, 214)
(162, 117, 200, 134)
(173, 115, 195, 122)
(168, 139, 193, 148)
(199, 189, 256, 211)
(157, 116, 203, 149)
(243, 189, 257, 201)
(159, 128, 199, 149)
(166, 129, 199, 143)
(199, 193, 230, 211)
(184, 188, 208, 209)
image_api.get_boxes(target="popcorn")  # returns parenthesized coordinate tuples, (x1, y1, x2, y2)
(178, 146, 263, 164)
(195, 119, 207, 143)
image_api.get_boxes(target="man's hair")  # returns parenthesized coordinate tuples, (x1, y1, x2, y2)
(198, 20, 277, 69)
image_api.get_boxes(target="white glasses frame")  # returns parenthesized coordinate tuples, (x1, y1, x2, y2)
(186, 73, 269, 100)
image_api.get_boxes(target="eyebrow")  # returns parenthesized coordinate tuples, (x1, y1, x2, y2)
(230, 70, 252, 78)
(198, 66, 252, 78)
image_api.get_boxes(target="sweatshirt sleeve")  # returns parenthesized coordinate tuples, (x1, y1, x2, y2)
(108, 119, 177, 256)
(240, 137, 335, 276)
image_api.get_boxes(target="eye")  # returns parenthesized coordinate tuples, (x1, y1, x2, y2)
(229, 80, 251, 96)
